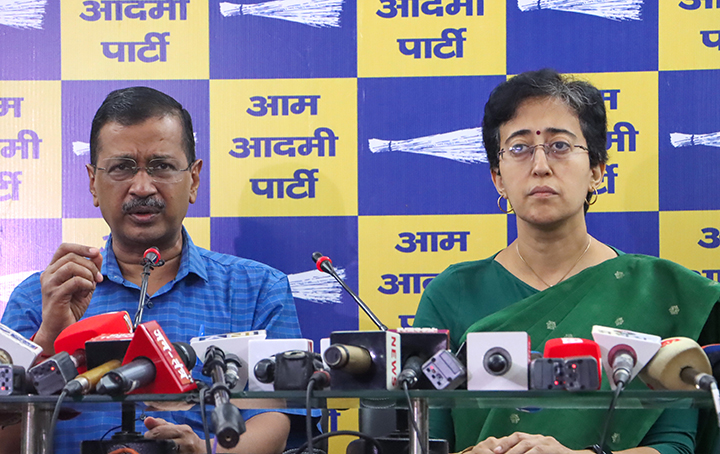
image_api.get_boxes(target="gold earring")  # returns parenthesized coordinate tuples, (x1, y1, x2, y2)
(586, 187, 599, 206)
(497, 194, 513, 214)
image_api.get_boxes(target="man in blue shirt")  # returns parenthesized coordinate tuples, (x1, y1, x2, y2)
(1, 87, 302, 454)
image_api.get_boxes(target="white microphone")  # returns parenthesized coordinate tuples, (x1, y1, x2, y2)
(591, 326, 661, 389)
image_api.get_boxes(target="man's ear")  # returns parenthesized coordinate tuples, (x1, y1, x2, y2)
(189, 159, 203, 204)
(86, 164, 100, 207)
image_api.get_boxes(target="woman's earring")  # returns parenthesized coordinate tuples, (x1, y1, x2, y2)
(586, 187, 599, 206)
(497, 194, 513, 214)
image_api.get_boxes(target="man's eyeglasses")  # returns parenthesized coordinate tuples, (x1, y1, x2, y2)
(499, 142, 589, 163)
(92, 157, 194, 183)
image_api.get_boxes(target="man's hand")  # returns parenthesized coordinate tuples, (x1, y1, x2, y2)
(462, 432, 586, 454)
(144, 412, 290, 454)
(34, 243, 103, 353)
(144, 417, 205, 454)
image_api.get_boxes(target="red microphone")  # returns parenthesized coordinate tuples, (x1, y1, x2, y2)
(54, 312, 134, 373)
(531, 338, 602, 390)
(544, 337, 602, 379)
(96, 321, 197, 395)
(28, 312, 134, 395)
(143, 247, 162, 266)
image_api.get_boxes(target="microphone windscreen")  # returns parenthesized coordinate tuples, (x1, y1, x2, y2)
(143, 247, 161, 265)
(173, 341, 197, 369)
(639, 337, 712, 391)
(54, 312, 133, 373)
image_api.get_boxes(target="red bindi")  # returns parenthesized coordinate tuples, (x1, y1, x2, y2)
(536, 130, 541, 135)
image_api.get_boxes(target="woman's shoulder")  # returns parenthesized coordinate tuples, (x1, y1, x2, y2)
(436, 255, 501, 278)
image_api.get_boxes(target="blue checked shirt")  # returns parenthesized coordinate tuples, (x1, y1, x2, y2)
(2, 228, 302, 454)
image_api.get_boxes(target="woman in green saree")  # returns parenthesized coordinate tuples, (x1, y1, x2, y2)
(413, 69, 720, 454)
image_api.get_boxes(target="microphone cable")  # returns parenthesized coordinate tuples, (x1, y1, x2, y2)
(198, 384, 213, 454)
(306, 379, 315, 454)
(304, 370, 331, 454)
(47, 388, 69, 452)
(291, 430, 384, 454)
(596, 382, 624, 454)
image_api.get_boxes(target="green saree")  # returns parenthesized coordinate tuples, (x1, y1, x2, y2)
(414, 252, 720, 453)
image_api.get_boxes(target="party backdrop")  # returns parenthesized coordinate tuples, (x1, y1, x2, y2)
(1, 0, 720, 451)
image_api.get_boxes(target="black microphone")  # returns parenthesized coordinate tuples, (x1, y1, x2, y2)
(202, 346, 246, 449)
(95, 340, 195, 395)
(398, 356, 424, 389)
(312, 252, 387, 331)
(133, 247, 165, 328)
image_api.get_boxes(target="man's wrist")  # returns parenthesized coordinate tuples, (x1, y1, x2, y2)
(31, 327, 57, 357)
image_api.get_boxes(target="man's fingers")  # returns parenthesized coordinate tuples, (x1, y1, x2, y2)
(46, 261, 96, 287)
(44, 252, 103, 285)
(47, 244, 103, 282)
(143, 416, 169, 431)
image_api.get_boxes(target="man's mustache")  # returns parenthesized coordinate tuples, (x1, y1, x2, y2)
(122, 197, 166, 214)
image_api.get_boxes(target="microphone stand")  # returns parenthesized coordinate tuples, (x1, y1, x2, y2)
(312, 252, 387, 331)
(133, 257, 164, 329)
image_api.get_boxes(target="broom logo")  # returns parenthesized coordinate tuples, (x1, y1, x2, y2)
(670, 132, 720, 148)
(369, 127, 488, 164)
(517, 0, 643, 21)
(0, 0, 47, 29)
(288, 268, 346, 304)
(220, 0, 344, 28)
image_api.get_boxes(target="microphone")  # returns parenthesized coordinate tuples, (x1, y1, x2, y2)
(63, 359, 122, 396)
(394, 328, 450, 389)
(95, 321, 197, 395)
(421, 349, 466, 390)
(530, 338, 601, 391)
(397, 355, 424, 389)
(54, 311, 133, 373)
(324, 344, 373, 375)
(28, 349, 85, 395)
(466, 332, 529, 391)
(312, 252, 387, 331)
(639, 337, 720, 428)
(0, 323, 43, 371)
(190, 330, 267, 392)
(543, 337, 602, 387)
(133, 247, 165, 329)
(28, 312, 134, 395)
(323, 331, 401, 390)
(639, 337, 714, 391)
(142, 247, 162, 266)
(592, 326, 661, 389)
(202, 346, 246, 449)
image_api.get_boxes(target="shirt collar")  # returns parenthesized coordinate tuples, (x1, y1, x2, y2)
(101, 227, 209, 284)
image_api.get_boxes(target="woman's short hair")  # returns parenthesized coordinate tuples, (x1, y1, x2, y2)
(482, 68, 608, 171)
